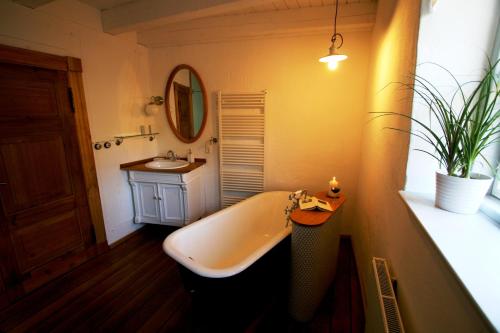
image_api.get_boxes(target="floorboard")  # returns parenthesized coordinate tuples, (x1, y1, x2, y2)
(0, 225, 364, 333)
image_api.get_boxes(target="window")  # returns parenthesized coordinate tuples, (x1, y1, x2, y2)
(489, 21, 500, 200)
(493, 170, 500, 199)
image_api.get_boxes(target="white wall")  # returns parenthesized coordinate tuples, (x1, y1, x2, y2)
(354, 0, 494, 331)
(149, 31, 373, 232)
(405, 0, 499, 193)
(0, 0, 160, 244)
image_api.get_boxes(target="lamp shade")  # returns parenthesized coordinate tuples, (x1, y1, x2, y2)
(144, 96, 164, 116)
(319, 51, 347, 70)
(319, 53, 348, 63)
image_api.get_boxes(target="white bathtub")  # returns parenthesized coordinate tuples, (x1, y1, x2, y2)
(163, 191, 292, 278)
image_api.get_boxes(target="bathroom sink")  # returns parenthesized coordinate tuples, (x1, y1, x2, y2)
(145, 160, 189, 170)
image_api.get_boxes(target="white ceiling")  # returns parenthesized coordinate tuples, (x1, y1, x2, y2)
(222, 0, 376, 15)
(80, 0, 376, 12)
(13, 0, 378, 43)
(76, 0, 377, 47)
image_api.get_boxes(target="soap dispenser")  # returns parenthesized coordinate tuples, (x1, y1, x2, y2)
(187, 149, 195, 163)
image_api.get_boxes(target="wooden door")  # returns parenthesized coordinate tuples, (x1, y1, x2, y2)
(0, 61, 97, 299)
(174, 82, 194, 139)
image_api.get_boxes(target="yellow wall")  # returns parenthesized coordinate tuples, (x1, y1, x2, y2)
(150, 32, 373, 232)
(355, 0, 493, 331)
(1, 1, 495, 329)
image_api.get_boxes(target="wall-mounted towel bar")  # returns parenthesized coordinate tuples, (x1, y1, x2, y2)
(93, 127, 159, 150)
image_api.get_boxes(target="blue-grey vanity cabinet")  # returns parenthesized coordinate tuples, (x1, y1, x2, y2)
(128, 165, 205, 227)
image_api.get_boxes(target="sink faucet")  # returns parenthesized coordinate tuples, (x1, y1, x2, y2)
(166, 150, 176, 161)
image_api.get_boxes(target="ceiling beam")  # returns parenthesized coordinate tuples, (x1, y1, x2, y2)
(102, 0, 277, 35)
(12, 0, 55, 8)
(138, 3, 376, 48)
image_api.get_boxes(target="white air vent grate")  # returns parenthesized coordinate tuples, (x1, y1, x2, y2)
(218, 91, 266, 208)
(372, 257, 405, 333)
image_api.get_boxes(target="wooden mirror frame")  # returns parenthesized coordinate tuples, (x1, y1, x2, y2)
(165, 64, 208, 143)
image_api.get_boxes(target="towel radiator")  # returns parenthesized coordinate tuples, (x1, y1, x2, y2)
(218, 91, 266, 208)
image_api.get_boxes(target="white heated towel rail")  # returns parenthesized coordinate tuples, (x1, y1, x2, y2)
(218, 91, 266, 208)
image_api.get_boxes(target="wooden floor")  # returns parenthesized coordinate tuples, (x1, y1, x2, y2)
(0, 225, 364, 333)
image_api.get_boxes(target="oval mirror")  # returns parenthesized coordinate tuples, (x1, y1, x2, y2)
(165, 65, 207, 143)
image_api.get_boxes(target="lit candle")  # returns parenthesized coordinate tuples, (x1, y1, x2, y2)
(329, 176, 339, 189)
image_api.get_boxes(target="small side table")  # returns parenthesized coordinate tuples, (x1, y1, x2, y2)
(288, 191, 346, 322)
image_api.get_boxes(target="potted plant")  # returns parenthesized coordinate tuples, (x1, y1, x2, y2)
(375, 60, 499, 214)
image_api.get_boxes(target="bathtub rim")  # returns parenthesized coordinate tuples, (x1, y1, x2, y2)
(163, 191, 292, 278)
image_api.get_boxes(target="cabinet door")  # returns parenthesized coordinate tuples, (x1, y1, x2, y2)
(158, 184, 184, 224)
(136, 183, 161, 222)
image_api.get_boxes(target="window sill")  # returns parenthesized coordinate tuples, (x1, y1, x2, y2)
(399, 191, 500, 330)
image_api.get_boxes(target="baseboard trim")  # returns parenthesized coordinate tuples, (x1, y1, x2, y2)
(109, 226, 145, 249)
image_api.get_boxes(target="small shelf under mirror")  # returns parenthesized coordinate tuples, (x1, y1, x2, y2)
(93, 132, 160, 150)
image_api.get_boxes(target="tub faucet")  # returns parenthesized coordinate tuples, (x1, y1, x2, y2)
(284, 189, 308, 227)
(166, 150, 176, 161)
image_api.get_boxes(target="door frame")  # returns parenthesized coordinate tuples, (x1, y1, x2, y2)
(173, 81, 194, 138)
(0, 44, 108, 249)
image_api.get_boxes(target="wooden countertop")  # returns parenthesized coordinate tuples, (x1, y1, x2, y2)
(120, 157, 206, 174)
(290, 191, 346, 226)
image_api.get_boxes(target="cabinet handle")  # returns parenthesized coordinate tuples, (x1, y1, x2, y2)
(158, 197, 162, 200)
(153, 196, 157, 200)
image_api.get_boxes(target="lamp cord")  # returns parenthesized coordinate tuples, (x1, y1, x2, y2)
(334, 0, 338, 37)
(331, 0, 343, 49)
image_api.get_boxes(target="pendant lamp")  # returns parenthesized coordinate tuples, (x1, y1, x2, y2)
(319, 0, 347, 70)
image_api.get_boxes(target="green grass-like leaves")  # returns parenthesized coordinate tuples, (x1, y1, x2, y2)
(372, 59, 500, 178)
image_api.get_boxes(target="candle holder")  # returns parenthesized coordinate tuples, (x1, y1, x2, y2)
(327, 176, 340, 198)
(327, 187, 341, 198)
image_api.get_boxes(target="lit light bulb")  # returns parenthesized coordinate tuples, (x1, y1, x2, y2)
(327, 61, 338, 71)
(319, 52, 347, 71)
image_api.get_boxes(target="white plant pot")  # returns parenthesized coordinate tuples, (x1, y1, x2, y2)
(435, 172, 493, 214)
